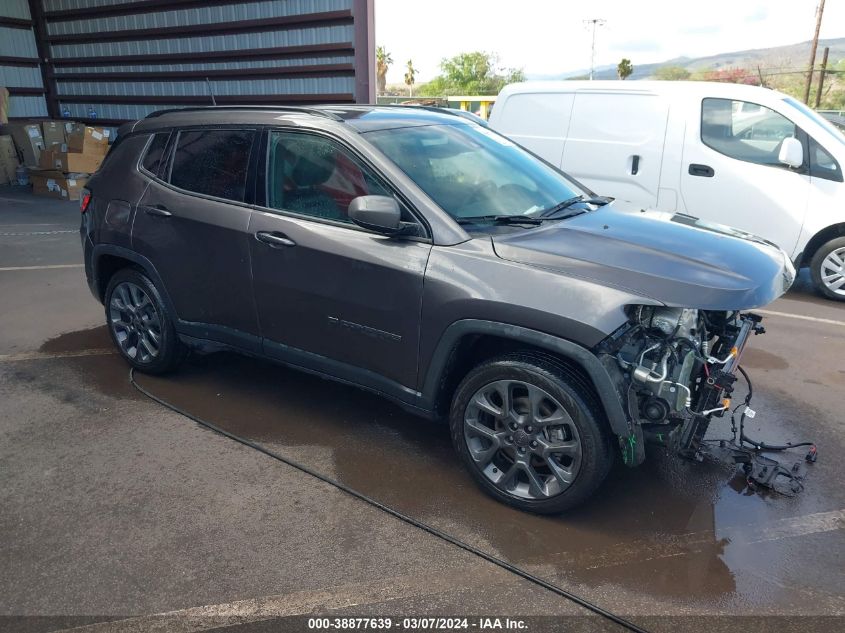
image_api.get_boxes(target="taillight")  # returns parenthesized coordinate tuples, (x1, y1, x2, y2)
(80, 189, 92, 213)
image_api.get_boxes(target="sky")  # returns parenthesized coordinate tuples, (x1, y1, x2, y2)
(374, 0, 845, 83)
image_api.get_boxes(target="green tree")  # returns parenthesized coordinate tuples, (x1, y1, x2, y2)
(404, 60, 417, 97)
(617, 58, 634, 80)
(418, 51, 524, 96)
(654, 65, 690, 81)
(376, 46, 393, 95)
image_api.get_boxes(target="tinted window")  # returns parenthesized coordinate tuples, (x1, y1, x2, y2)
(809, 138, 843, 182)
(701, 98, 798, 168)
(170, 129, 254, 202)
(365, 123, 582, 220)
(141, 132, 169, 177)
(266, 130, 391, 224)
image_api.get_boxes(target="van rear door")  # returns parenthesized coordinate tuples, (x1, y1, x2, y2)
(560, 92, 669, 207)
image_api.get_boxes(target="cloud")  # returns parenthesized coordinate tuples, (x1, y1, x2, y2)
(744, 7, 768, 23)
(609, 39, 663, 53)
(680, 24, 722, 35)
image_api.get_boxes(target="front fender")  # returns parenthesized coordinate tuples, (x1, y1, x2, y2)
(419, 319, 631, 438)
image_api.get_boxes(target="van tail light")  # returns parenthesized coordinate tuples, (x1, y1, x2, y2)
(80, 189, 92, 213)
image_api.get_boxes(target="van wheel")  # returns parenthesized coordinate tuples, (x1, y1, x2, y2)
(449, 353, 613, 514)
(104, 268, 186, 374)
(810, 237, 845, 301)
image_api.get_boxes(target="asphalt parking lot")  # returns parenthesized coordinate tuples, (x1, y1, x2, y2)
(1, 185, 844, 633)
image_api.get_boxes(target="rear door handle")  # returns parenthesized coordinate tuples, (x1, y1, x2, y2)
(142, 204, 172, 217)
(688, 163, 715, 178)
(631, 155, 640, 175)
(255, 231, 296, 248)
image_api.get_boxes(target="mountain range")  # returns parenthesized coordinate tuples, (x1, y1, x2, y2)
(525, 37, 845, 81)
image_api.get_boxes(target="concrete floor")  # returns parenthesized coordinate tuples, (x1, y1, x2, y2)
(1, 185, 844, 632)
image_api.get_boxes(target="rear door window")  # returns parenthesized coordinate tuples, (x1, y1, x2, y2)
(169, 129, 255, 202)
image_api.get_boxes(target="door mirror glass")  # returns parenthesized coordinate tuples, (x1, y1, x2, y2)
(348, 195, 402, 234)
(778, 136, 804, 169)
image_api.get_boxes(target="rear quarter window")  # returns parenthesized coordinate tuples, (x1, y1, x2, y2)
(168, 129, 255, 202)
(140, 132, 170, 177)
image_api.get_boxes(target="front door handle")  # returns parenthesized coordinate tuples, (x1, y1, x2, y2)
(255, 231, 296, 248)
(688, 163, 715, 178)
(143, 204, 172, 217)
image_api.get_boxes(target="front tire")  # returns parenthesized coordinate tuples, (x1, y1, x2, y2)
(810, 237, 845, 301)
(449, 353, 613, 514)
(104, 268, 186, 374)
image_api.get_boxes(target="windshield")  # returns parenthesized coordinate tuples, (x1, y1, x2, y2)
(782, 97, 845, 149)
(364, 123, 584, 219)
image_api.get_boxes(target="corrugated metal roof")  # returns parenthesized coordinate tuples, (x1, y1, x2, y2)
(57, 76, 355, 97)
(50, 24, 355, 59)
(0, 66, 44, 88)
(26, 0, 373, 121)
(8, 96, 49, 118)
(46, 0, 352, 36)
(0, 27, 39, 58)
(0, 0, 32, 20)
(52, 56, 355, 74)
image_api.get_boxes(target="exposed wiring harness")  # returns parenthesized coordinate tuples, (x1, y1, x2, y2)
(733, 366, 816, 454)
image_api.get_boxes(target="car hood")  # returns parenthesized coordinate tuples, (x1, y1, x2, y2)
(491, 202, 795, 310)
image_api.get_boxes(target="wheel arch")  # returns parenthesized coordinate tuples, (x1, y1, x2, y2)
(799, 223, 845, 267)
(92, 244, 176, 315)
(420, 320, 631, 438)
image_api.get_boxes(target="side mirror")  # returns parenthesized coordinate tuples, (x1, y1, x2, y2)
(778, 137, 803, 169)
(348, 195, 402, 234)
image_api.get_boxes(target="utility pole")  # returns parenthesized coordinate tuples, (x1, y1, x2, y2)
(803, 0, 825, 104)
(584, 18, 606, 80)
(814, 46, 830, 108)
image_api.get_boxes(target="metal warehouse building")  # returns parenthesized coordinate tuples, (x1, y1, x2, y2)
(0, 0, 375, 126)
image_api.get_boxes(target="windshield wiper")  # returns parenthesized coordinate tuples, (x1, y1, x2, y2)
(537, 195, 612, 219)
(455, 215, 544, 226)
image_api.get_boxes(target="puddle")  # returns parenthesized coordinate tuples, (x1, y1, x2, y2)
(51, 327, 845, 612)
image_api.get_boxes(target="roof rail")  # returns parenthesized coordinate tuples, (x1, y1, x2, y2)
(143, 105, 344, 121)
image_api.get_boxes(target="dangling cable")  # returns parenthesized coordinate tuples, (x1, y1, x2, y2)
(129, 368, 650, 633)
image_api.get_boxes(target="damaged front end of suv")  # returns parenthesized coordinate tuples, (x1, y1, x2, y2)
(597, 302, 815, 493)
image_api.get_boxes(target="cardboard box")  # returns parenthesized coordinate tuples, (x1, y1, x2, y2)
(67, 125, 109, 155)
(39, 148, 103, 174)
(41, 121, 65, 149)
(29, 169, 89, 200)
(63, 121, 84, 138)
(5, 122, 44, 166)
(0, 135, 19, 184)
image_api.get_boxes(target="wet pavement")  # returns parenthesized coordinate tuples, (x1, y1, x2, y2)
(2, 185, 844, 632)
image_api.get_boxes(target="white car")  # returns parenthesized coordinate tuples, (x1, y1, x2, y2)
(489, 81, 845, 300)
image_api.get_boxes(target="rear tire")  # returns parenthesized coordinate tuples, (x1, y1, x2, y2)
(104, 268, 186, 374)
(810, 237, 845, 301)
(449, 353, 613, 514)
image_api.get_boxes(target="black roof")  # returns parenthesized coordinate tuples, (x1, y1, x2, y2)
(133, 104, 471, 133)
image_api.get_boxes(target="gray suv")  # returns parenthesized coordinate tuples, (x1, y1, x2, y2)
(81, 105, 794, 513)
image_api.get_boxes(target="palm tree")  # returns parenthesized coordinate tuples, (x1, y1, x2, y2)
(617, 58, 633, 80)
(404, 60, 417, 97)
(376, 46, 393, 95)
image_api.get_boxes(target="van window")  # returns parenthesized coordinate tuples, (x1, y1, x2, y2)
(169, 129, 254, 202)
(809, 138, 843, 182)
(701, 98, 797, 168)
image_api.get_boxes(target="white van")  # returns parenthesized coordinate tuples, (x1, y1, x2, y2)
(488, 81, 845, 300)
